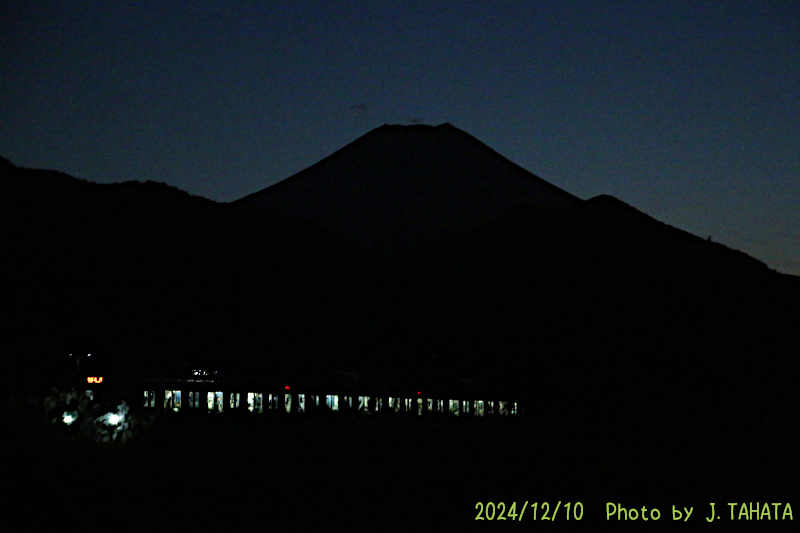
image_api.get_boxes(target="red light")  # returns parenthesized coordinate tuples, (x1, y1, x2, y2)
(285, 386, 290, 390)
(417, 391, 421, 395)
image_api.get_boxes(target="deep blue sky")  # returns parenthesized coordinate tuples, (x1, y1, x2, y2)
(2, 1, 798, 274)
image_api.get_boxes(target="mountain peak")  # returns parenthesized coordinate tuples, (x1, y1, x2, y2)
(235, 124, 580, 252)
(377, 122, 454, 128)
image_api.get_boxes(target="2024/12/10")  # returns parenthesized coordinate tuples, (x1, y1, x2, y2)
(475, 501, 584, 521)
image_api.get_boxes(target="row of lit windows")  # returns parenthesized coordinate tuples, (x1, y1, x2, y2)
(144, 390, 519, 416)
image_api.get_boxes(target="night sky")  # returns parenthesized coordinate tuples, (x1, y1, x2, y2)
(2, 1, 798, 275)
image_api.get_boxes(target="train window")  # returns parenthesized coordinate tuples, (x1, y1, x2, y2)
(487, 401, 494, 415)
(215, 391, 224, 413)
(475, 400, 485, 417)
(326, 395, 338, 411)
(229, 392, 240, 409)
(284, 393, 292, 413)
(298, 394, 305, 413)
(164, 390, 173, 409)
(511, 402, 518, 415)
(207, 392, 214, 410)
(247, 392, 263, 412)
(173, 391, 181, 412)
(462, 400, 469, 415)
(449, 400, 459, 416)
(499, 401, 508, 416)
(358, 396, 370, 412)
(426, 399, 433, 413)
(375, 398, 383, 412)
(417, 398, 423, 416)
(339, 395, 351, 410)
(404, 398, 412, 412)
(143, 391, 155, 408)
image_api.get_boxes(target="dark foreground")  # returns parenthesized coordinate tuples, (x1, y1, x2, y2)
(2, 399, 799, 532)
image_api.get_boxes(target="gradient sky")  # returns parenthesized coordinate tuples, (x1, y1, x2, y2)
(2, 1, 798, 274)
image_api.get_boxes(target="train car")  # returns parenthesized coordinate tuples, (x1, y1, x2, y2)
(139, 365, 524, 421)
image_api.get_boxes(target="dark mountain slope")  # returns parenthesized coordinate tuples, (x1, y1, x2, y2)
(1, 159, 397, 395)
(394, 193, 800, 421)
(234, 123, 581, 252)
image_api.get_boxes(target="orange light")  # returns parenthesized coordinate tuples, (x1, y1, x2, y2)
(87, 376, 103, 384)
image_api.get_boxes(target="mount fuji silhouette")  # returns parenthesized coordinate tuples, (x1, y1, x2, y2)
(235, 123, 580, 251)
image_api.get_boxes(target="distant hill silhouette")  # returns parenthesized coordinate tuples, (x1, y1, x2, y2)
(1, 158, 392, 395)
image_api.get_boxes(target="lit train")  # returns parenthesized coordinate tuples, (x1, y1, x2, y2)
(141, 365, 524, 418)
(49, 356, 524, 435)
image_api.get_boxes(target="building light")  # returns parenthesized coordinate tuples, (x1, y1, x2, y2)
(62, 412, 77, 425)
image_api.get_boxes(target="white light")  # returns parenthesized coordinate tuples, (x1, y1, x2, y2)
(63, 412, 76, 425)
(107, 413, 122, 426)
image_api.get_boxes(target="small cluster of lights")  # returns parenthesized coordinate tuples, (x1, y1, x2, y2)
(86, 376, 103, 384)
(192, 370, 220, 377)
